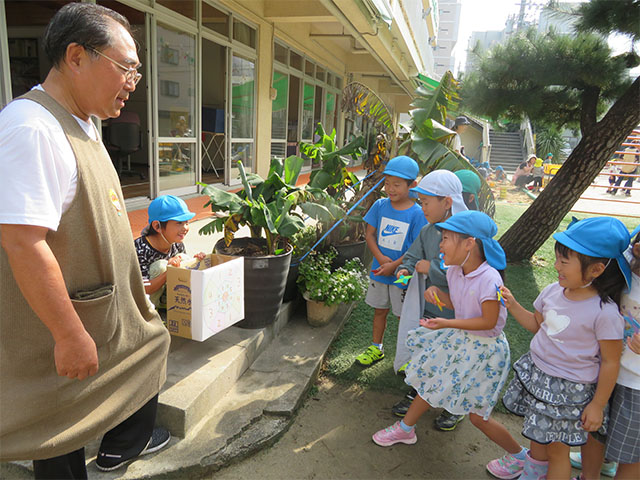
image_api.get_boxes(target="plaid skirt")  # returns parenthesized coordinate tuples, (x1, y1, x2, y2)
(503, 352, 607, 446)
(605, 384, 640, 463)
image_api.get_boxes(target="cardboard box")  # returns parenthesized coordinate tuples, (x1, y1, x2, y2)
(166, 254, 244, 341)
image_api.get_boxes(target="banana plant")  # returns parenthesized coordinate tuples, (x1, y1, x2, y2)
(199, 156, 333, 255)
(399, 71, 496, 217)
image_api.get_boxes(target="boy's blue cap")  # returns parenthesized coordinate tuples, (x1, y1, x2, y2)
(383, 155, 419, 181)
(148, 195, 196, 223)
(435, 210, 506, 270)
(496, 165, 504, 171)
(553, 217, 632, 290)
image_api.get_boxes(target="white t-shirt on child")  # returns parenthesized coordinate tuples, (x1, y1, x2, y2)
(0, 85, 98, 231)
(619, 272, 640, 389)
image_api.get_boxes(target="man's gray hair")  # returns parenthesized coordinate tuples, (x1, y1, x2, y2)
(43, 3, 132, 67)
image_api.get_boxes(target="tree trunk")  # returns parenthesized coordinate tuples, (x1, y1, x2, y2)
(500, 76, 640, 262)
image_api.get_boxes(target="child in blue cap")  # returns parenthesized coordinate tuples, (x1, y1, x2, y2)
(373, 211, 521, 461)
(135, 195, 204, 310)
(571, 224, 640, 480)
(355, 156, 426, 367)
(487, 217, 629, 480)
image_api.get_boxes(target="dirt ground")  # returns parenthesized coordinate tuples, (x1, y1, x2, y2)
(214, 376, 538, 480)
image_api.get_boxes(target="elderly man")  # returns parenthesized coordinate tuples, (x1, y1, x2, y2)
(0, 4, 170, 478)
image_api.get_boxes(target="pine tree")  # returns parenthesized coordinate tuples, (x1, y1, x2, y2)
(461, 0, 640, 261)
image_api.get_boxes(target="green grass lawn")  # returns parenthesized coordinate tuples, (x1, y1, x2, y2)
(325, 204, 638, 402)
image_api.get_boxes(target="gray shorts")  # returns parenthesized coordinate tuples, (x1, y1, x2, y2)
(365, 279, 405, 317)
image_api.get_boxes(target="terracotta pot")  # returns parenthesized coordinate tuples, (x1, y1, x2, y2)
(303, 292, 339, 327)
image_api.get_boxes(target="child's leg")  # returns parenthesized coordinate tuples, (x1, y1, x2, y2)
(546, 441, 571, 480)
(469, 413, 522, 454)
(403, 394, 431, 426)
(580, 434, 605, 480)
(616, 462, 640, 480)
(372, 307, 388, 345)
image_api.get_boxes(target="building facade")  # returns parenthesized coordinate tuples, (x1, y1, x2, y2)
(433, 0, 460, 78)
(0, 0, 439, 210)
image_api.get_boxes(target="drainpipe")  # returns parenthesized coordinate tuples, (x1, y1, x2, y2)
(319, 0, 413, 97)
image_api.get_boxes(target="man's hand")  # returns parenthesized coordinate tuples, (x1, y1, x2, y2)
(54, 328, 99, 380)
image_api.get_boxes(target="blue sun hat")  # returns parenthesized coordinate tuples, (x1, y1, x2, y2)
(411, 170, 467, 214)
(148, 195, 196, 223)
(553, 217, 632, 290)
(435, 210, 506, 270)
(383, 155, 419, 181)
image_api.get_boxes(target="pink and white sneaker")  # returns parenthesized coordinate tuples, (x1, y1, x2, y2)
(372, 421, 417, 447)
(486, 452, 525, 479)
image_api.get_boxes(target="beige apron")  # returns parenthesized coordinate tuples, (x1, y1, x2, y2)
(0, 90, 170, 460)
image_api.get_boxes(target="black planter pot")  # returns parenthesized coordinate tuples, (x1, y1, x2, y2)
(332, 240, 367, 269)
(282, 256, 301, 303)
(215, 237, 292, 329)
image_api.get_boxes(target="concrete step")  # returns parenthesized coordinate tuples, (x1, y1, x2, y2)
(159, 300, 296, 437)
(2, 301, 357, 479)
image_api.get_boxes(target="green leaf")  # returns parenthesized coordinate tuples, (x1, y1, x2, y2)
(237, 161, 254, 203)
(300, 202, 336, 223)
(284, 155, 304, 185)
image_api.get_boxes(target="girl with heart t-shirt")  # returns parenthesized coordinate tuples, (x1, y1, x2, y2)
(487, 217, 630, 480)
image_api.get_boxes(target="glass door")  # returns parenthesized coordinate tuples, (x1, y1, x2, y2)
(155, 22, 197, 195)
(228, 53, 255, 183)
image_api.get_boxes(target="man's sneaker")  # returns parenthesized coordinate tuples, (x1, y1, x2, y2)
(392, 389, 417, 417)
(96, 427, 171, 472)
(355, 345, 384, 366)
(372, 421, 417, 447)
(569, 452, 618, 478)
(486, 452, 525, 479)
(434, 410, 465, 431)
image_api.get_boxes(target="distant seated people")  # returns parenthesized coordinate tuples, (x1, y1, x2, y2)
(476, 161, 492, 179)
(512, 155, 536, 187)
(494, 166, 506, 182)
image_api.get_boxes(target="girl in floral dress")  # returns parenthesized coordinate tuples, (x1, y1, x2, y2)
(372, 211, 528, 468)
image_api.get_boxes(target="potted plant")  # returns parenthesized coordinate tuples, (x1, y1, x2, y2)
(297, 248, 369, 327)
(283, 224, 320, 303)
(199, 156, 325, 328)
(300, 124, 372, 266)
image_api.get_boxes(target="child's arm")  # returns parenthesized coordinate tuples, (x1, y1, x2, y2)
(500, 286, 542, 333)
(581, 339, 623, 432)
(422, 299, 500, 331)
(365, 224, 394, 275)
(144, 256, 182, 294)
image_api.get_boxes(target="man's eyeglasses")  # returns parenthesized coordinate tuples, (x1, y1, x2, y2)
(87, 47, 142, 85)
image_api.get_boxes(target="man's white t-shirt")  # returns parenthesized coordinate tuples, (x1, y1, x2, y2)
(0, 85, 98, 231)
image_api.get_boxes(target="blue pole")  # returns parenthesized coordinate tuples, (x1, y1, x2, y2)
(293, 176, 384, 266)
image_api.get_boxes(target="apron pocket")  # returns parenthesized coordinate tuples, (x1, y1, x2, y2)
(70, 284, 118, 347)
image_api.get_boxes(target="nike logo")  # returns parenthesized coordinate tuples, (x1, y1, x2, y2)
(380, 225, 401, 237)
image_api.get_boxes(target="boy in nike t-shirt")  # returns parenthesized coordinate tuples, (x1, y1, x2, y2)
(355, 156, 426, 367)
